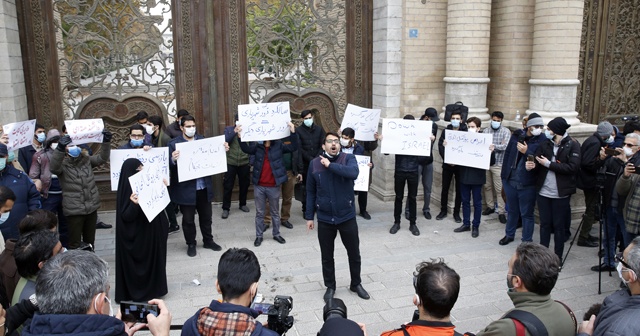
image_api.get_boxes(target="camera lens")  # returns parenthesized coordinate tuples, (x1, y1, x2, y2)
(323, 298, 347, 321)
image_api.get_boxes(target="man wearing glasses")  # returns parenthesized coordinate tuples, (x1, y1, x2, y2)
(578, 238, 640, 336)
(118, 124, 152, 150)
(616, 135, 640, 242)
(305, 132, 369, 303)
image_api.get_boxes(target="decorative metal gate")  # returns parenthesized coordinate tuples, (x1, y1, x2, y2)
(577, 0, 640, 125)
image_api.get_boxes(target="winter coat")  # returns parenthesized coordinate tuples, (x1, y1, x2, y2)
(239, 136, 299, 186)
(582, 289, 640, 336)
(224, 126, 250, 166)
(23, 313, 128, 336)
(29, 149, 57, 198)
(501, 129, 543, 188)
(533, 135, 581, 197)
(438, 124, 468, 169)
(151, 129, 171, 148)
(0, 166, 41, 240)
(577, 132, 607, 190)
(166, 120, 183, 139)
(296, 123, 325, 171)
(50, 144, 109, 217)
(168, 134, 214, 206)
(460, 151, 495, 185)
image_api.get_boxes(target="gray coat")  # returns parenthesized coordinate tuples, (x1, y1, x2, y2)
(585, 289, 640, 336)
(50, 144, 109, 216)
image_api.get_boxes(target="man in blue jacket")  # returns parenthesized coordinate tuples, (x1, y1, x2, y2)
(0, 143, 41, 241)
(305, 132, 369, 302)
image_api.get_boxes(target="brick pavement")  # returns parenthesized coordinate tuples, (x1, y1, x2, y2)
(96, 197, 620, 335)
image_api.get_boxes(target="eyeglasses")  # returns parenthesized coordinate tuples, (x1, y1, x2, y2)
(623, 143, 638, 148)
(130, 134, 144, 139)
(615, 252, 631, 269)
(325, 139, 339, 144)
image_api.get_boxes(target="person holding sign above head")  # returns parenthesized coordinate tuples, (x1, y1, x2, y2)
(118, 124, 152, 150)
(17, 123, 46, 174)
(115, 158, 168, 303)
(236, 122, 298, 247)
(50, 128, 112, 250)
(437, 111, 467, 222)
(168, 115, 226, 257)
(296, 109, 326, 215)
(449, 117, 495, 238)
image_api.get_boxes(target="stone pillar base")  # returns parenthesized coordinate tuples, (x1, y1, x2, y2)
(527, 79, 581, 125)
(443, 77, 490, 121)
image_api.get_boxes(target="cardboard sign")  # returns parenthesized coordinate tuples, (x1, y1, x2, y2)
(341, 104, 381, 141)
(128, 165, 171, 222)
(175, 135, 227, 182)
(110, 148, 170, 191)
(237, 102, 291, 141)
(380, 119, 432, 156)
(354, 155, 370, 192)
(64, 119, 104, 145)
(2, 120, 36, 151)
(443, 130, 493, 170)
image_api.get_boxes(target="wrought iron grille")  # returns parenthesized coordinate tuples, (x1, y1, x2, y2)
(52, 0, 175, 119)
(246, 0, 347, 113)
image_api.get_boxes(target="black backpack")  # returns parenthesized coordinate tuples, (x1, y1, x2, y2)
(444, 101, 469, 122)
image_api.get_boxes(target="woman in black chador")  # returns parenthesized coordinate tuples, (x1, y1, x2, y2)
(115, 158, 168, 302)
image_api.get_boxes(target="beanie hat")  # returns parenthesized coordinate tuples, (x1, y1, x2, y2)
(0, 143, 7, 157)
(526, 113, 544, 127)
(47, 129, 60, 139)
(547, 117, 571, 136)
(596, 121, 614, 137)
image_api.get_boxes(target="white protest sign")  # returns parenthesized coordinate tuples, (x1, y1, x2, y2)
(128, 165, 171, 223)
(237, 102, 291, 142)
(341, 104, 381, 141)
(2, 120, 36, 151)
(354, 155, 370, 192)
(380, 119, 432, 156)
(444, 130, 493, 170)
(64, 119, 104, 145)
(109, 148, 170, 191)
(176, 135, 227, 182)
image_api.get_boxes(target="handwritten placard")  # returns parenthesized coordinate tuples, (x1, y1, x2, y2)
(128, 165, 171, 222)
(110, 148, 170, 191)
(2, 120, 36, 151)
(444, 130, 493, 170)
(354, 155, 370, 192)
(237, 102, 291, 142)
(64, 119, 104, 145)
(175, 135, 227, 182)
(380, 119, 432, 156)
(341, 104, 381, 141)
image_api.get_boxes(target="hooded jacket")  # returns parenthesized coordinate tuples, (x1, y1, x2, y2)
(501, 129, 543, 188)
(0, 165, 41, 240)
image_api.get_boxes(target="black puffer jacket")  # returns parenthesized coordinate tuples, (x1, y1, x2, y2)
(395, 154, 425, 173)
(438, 123, 467, 168)
(577, 132, 607, 190)
(296, 123, 325, 170)
(533, 135, 581, 197)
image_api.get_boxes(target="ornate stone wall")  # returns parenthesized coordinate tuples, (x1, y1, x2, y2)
(0, 0, 28, 125)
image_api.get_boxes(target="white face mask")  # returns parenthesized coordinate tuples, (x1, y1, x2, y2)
(50, 143, 58, 150)
(340, 138, 350, 147)
(94, 294, 115, 317)
(616, 262, 634, 287)
(144, 125, 155, 135)
(184, 127, 196, 138)
(605, 135, 615, 144)
(468, 127, 477, 133)
(624, 146, 634, 157)
(531, 128, 542, 136)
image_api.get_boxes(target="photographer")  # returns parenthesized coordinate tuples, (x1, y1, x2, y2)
(182, 248, 279, 336)
(380, 259, 463, 336)
(616, 138, 640, 241)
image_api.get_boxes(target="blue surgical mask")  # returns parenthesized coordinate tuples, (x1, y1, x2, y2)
(257, 141, 264, 145)
(491, 121, 501, 130)
(451, 119, 460, 128)
(303, 119, 313, 127)
(0, 158, 6, 170)
(68, 146, 81, 158)
(7, 151, 14, 163)
(545, 129, 554, 140)
(36, 133, 46, 143)
(0, 211, 9, 225)
(130, 139, 144, 147)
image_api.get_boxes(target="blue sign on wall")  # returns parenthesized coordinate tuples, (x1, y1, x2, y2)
(409, 29, 418, 38)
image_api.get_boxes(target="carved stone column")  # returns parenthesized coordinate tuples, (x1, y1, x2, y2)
(0, 0, 28, 125)
(526, 0, 585, 125)
(443, 0, 492, 121)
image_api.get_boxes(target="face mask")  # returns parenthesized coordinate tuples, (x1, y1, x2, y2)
(323, 151, 334, 159)
(491, 121, 501, 130)
(130, 139, 144, 147)
(468, 127, 477, 133)
(0, 158, 6, 170)
(68, 146, 81, 158)
(144, 125, 155, 135)
(545, 129, 555, 140)
(50, 143, 58, 150)
(185, 127, 196, 138)
(257, 141, 264, 145)
(451, 120, 460, 128)
(7, 151, 14, 162)
(94, 294, 115, 317)
(0, 211, 9, 225)
(303, 119, 313, 127)
(617, 262, 632, 287)
(531, 128, 542, 136)
(340, 138, 350, 147)
(36, 133, 46, 143)
(624, 146, 634, 157)
(506, 275, 515, 292)
(605, 135, 615, 144)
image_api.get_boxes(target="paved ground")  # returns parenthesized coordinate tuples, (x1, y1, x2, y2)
(95, 197, 621, 335)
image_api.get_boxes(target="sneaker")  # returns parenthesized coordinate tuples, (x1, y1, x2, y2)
(498, 214, 507, 224)
(482, 207, 495, 216)
(96, 221, 112, 229)
(168, 225, 180, 235)
(453, 213, 462, 223)
(187, 244, 197, 257)
(436, 211, 447, 220)
(203, 240, 222, 251)
(360, 211, 371, 220)
(389, 223, 400, 234)
(239, 205, 250, 212)
(221, 209, 229, 219)
(424, 211, 431, 220)
(281, 221, 293, 229)
(409, 224, 420, 236)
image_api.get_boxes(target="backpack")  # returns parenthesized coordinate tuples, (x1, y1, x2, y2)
(444, 102, 469, 122)
(502, 301, 576, 336)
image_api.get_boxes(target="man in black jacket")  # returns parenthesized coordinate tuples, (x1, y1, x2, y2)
(296, 109, 325, 214)
(405, 108, 438, 220)
(577, 121, 614, 247)
(437, 111, 467, 223)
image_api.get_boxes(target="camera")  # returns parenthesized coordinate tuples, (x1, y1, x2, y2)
(323, 298, 347, 321)
(120, 301, 160, 323)
(621, 115, 639, 122)
(266, 295, 294, 335)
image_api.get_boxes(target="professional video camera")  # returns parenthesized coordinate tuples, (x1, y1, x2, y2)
(322, 298, 347, 321)
(265, 295, 294, 335)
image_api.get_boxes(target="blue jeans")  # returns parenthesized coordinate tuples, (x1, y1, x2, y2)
(254, 185, 281, 238)
(503, 181, 536, 242)
(460, 183, 482, 228)
(604, 206, 630, 267)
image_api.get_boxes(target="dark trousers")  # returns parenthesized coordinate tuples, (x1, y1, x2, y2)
(538, 195, 571, 260)
(67, 211, 97, 249)
(358, 191, 368, 213)
(222, 164, 250, 210)
(579, 188, 599, 240)
(503, 182, 536, 242)
(604, 206, 630, 267)
(440, 166, 461, 214)
(394, 171, 419, 224)
(460, 183, 482, 228)
(165, 201, 178, 227)
(180, 189, 213, 245)
(42, 193, 69, 248)
(317, 218, 361, 289)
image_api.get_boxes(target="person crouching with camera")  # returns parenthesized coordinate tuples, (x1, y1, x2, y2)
(182, 248, 279, 336)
